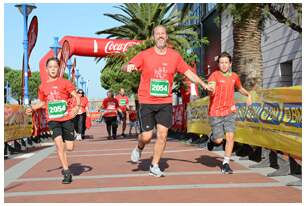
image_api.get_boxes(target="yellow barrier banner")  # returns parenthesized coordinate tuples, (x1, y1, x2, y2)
(187, 86, 302, 158)
(4, 104, 33, 142)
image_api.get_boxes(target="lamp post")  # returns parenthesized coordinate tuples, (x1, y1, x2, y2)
(15, 3, 36, 105)
(75, 69, 80, 88)
(66, 59, 72, 80)
(50, 36, 61, 57)
(80, 77, 86, 91)
(84, 81, 87, 95)
(5, 81, 10, 104)
(86, 80, 89, 96)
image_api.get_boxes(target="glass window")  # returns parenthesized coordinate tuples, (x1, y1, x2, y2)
(207, 3, 216, 13)
(279, 60, 293, 86)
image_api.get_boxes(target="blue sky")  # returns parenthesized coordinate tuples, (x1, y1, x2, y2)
(4, 3, 124, 100)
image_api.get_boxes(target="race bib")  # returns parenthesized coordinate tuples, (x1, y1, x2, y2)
(107, 104, 116, 110)
(150, 79, 169, 97)
(48, 100, 68, 119)
(119, 99, 127, 106)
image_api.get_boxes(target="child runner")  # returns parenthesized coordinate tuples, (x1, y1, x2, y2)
(128, 106, 139, 135)
(26, 57, 80, 184)
(207, 52, 252, 174)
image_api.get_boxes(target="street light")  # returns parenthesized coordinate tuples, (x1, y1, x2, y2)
(50, 37, 61, 57)
(15, 3, 36, 105)
(66, 59, 72, 80)
(75, 69, 80, 88)
(5, 81, 10, 104)
(86, 80, 89, 96)
(80, 77, 86, 91)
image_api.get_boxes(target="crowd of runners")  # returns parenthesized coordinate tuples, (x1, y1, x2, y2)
(25, 25, 252, 184)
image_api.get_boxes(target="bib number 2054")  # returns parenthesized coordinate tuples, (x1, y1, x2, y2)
(48, 100, 68, 119)
(150, 79, 169, 97)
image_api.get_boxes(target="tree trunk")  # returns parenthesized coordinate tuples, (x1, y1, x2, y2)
(232, 6, 263, 91)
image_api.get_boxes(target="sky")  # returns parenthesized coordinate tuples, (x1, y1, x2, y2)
(4, 3, 124, 100)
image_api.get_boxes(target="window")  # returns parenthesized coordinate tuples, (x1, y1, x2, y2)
(279, 60, 293, 86)
(207, 3, 216, 13)
(191, 4, 201, 25)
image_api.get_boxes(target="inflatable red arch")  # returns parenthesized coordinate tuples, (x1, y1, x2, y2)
(39, 36, 141, 82)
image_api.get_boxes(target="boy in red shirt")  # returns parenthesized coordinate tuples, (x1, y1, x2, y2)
(26, 57, 80, 184)
(128, 106, 139, 135)
(207, 52, 252, 174)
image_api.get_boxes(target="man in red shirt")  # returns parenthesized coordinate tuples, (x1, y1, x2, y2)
(122, 25, 213, 177)
(102, 90, 121, 140)
(207, 52, 252, 174)
(115, 88, 129, 137)
(26, 57, 80, 184)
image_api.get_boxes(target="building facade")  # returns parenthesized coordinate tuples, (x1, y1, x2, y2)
(179, 3, 302, 92)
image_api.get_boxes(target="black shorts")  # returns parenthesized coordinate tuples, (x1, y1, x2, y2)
(48, 120, 75, 141)
(138, 103, 172, 132)
(103, 116, 118, 126)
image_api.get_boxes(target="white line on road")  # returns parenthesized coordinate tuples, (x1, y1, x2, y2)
(13, 170, 253, 182)
(47, 148, 205, 158)
(5, 182, 285, 197)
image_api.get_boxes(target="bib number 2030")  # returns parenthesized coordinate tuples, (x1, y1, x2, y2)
(48, 100, 68, 119)
(150, 79, 169, 97)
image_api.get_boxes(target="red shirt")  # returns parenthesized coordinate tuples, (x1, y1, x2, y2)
(129, 110, 137, 121)
(102, 97, 119, 117)
(71, 96, 89, 114)
(129, 47, 191, 104)
(115, 95, 129, 112)
(38, 78, 76, 122)
(208, 71, 242, 117)
(79, 96, 89, 114)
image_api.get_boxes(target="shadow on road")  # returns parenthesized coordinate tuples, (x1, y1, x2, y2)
(69, 163, 93, 176)
(195, 155, 223, 168)
(46, 163, 93, 176)
(4, 183, 24, 192)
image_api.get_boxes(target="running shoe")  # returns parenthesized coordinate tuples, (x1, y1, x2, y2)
(76, 134, 82, 141)
(62, 170, 72, 184)
(131, 147, 142, 163)
(149, 165, 165, 177)
(221, 163, 233, 174)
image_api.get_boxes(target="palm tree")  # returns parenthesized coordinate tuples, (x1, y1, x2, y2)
(96, 3, 199, 49)
(96, 3, 207, 93)
(220, 4, 264, 90)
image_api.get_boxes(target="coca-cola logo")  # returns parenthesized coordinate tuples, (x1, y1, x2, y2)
(104, 41, 139, 54)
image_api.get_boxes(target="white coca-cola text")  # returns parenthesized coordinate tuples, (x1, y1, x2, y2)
(104, 41, 139, 53)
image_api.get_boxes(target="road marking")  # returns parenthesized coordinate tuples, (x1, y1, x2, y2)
(12, 170, 253, 182)
(5, 146, 56, 188)
(55, 146, 188, 154)
(12, 153, 35, 159)
(5, 182, 285, 197)
(47, 148, 204, 158)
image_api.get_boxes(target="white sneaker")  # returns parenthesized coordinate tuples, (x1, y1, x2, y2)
(149, 165, 165, 177)
(75, 134, 82, 141)
(131, 147, 142, 163)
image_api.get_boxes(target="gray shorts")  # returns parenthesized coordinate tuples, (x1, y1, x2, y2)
(209, 113, 236, 140)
